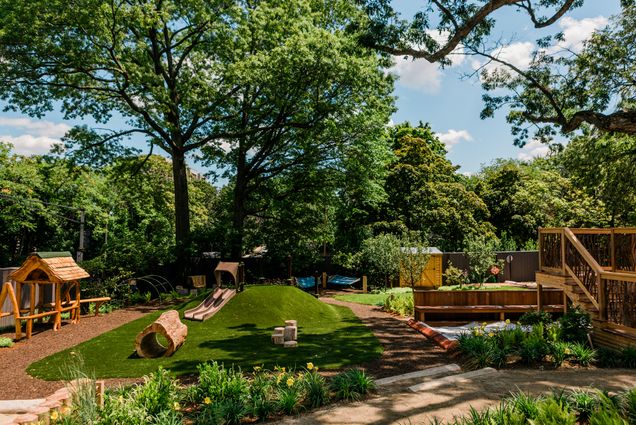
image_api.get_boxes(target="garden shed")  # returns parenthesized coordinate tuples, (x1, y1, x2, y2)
(399, 247, 443, 288)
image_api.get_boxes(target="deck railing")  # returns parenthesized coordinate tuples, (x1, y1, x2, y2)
(539, 227, 636, 327)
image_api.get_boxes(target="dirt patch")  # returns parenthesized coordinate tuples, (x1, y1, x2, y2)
(320, 298, 453, 378)
(0, 305, 164, 399)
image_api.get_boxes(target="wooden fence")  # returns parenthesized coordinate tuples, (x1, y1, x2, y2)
(413, 288, 563, 307)
(442, 251, 539, 283)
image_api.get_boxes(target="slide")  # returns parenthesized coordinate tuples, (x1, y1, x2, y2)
(184, 287, 237, 321)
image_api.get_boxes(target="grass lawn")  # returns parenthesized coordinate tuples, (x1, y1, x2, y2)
(437, 284, 527, 291)
(334, 287, 412, 306)
(28, 286, 382, 380)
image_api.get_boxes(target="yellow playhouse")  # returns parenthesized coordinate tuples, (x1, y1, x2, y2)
(399, 247, 443, 288)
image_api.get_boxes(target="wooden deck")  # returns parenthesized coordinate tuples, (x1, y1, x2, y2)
(536, 227, 636, 349)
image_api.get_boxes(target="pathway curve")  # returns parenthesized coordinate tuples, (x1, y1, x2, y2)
(0, 305, 162, 399)
(276, 368, 636, 424)
(320, 298, 452, 378)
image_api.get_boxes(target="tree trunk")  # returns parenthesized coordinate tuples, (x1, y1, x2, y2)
(230, 142, 247, 260)
(171, 149, 191, 283)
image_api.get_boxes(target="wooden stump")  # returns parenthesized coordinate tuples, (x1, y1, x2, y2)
(284, 340, 298, 348)
(284, 320, 297, 327)
(272, 334, 285, 345)
(284, 326, 297, 341)
(135, 310, 187, 358)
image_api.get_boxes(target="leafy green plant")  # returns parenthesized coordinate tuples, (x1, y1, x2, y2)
(0, 337, 14, 348)
(510, 391, 540, 420)
(196, 361, 249, 404)
(330, 369, 376, 401)
(549, 341, 570, 367)
(568, 342, 596, 366)
(530, 397, 576, 425)
(622, 387, 636, 424)
(464, 235, 504, 285)
(598, 347, 622, 368)
(442, 262, 467, 287)
(621, 346, 636, 368)
(250, 394, 275, 422)
(276, 386, 302, 415)
(559, 307, 592, 343)
(518, 310, 553, 326)
(567, 390, 598, 422)
(303, 370, 329, 408)
(218, 399, 248, 425)
(519, 332, 548, 364)
(133, 367, 179, 417)
(383, 292, 414, 316)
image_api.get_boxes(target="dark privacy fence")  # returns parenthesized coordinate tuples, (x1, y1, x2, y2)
(442, 251, 539, 283)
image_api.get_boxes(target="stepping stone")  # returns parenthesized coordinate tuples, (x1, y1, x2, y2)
(0, 400, 46, 414)
(375, 364, 461, 386)
(409, 367, 498, 392)
(283, 340, 298, 348)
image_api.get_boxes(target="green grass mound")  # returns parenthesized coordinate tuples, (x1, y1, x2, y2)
(28, 286, 382, 380)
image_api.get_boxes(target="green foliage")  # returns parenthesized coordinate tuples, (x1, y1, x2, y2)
(0, 337, 13, 348)
(519, 310, 554, 326)
(442, 262, 467, 287)
(568, 342, 597, 367)
(356, 233, 402, 287)
(549, 341, 570, 368)
(558, 307, 592, 344)
(275, 386, 302, 415)
(133, 368, 180, 418)
(330, 369, 376, 401)
(196, 362, 249, 404)
(302, 370, 329, 409)
(398, 232, 431, 288)
(530, 398, 577, 425)
(383, 292, 414, 316)
(622, 346, 636, 368)
(464, 235, 503, 284)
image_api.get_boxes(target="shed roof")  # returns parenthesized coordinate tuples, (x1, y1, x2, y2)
(9, 252, 90, 284)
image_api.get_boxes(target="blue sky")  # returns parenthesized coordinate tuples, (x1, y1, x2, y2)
(0, 1, 621, 176)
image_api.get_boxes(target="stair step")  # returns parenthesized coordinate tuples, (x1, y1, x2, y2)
(375, 364, 461, 386)
(408, 368, 498, 392)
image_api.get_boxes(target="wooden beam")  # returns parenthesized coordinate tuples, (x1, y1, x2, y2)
(537, 283, 544, 311)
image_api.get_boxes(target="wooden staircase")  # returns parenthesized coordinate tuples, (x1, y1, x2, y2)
(537, 227, 636, 349)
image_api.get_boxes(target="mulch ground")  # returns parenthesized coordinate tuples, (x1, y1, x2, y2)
(0, 293, 451, 400)
(0, 305, 164, 399)
(321, 297, 453, 378)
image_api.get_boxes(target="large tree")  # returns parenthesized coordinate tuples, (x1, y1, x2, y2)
(0, 0, 393, 268)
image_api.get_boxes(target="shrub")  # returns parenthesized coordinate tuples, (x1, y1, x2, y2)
(567, 390, 598, 422)
(623, 388, 636, 424)
(532, 397, 577, 425)
(383, 293, 413, 316)
(549, 341, 570, 367)
(303, 370, 329, 408)
(330, 369, 375, 401)
(598, 347, 622, 368)
(621, 346, 636, 368)
(0, 337, 13, 348)
(196, 361, 249, 403)
(519, 332, 548, 364)
(276, 387, 302, 415)
(559, 307, 592, 343)
(133, 367, 180, 417)
(249, 394, 275, 422)
(510, 391, 540, 419)
(568, 342, 597, 366)
(442, 262, 467, 287)
(518, 310, 553, 326)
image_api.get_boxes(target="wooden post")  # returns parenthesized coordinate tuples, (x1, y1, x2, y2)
(560, 229, 566, 274)
(54, 282, 62, 331)
(362, 275, 367, 293)
(321, 272, 327, 289)
(610, 229, 616, 272)
(537, 283, 544, 311)
(538, 228, 543, 271)
(598, 276, 607, 321)
(562, 291, 568, 313)
(74, 280, 81, 323)
(26, 283, 35, 338)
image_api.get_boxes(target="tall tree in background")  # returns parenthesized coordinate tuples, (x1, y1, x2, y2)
(200, 0, 394, 257)
(0, 0, 393, 269)
(382, 123, 490, 251)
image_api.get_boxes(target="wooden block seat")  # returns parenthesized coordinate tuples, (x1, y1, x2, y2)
(415, 304, 564, 322)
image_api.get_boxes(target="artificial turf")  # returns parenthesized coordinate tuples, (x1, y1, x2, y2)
(28, 286, 382, 380)
(334, 287, 413, 306)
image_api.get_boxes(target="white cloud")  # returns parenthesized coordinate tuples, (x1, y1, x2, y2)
(517, 139, 550, 161)
(0, 117, 71, 155)
(0, 134, 61, 155)
(548, 16, 608, 54)
(390, 56, 443, 94)
(436, 129, 473, 150)
(0, 117, 70, 138)
(475, 41, 535, 74)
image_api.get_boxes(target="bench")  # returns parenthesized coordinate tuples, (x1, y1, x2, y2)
(79, 297, 112, 316)
(414, 304, 564, 322)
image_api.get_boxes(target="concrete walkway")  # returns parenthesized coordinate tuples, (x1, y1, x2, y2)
(275, 368, 636, 425)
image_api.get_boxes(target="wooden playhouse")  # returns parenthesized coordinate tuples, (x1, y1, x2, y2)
(0, 252, 109, 340)
(399, 247, 443, 288)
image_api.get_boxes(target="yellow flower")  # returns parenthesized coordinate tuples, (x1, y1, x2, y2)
(50, 411, 59, 421)
(281, 367, 286, 373)
(306, 362, 314, 370)
(297, 373, 304, 380)
(204, 397, 212, 405)
(118, 395, 124, 403)
(488, 332, 495, 337)
(314, 367, 319, 372)
(482, 322, 487, 327)
(276, 375, 282, 384)
(61, 406, 71, 415)
(254, 366, 262, 372)
(173, 402, 181, 411)
(505, 319, 511, 324)
(286, 377, 295, 387)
